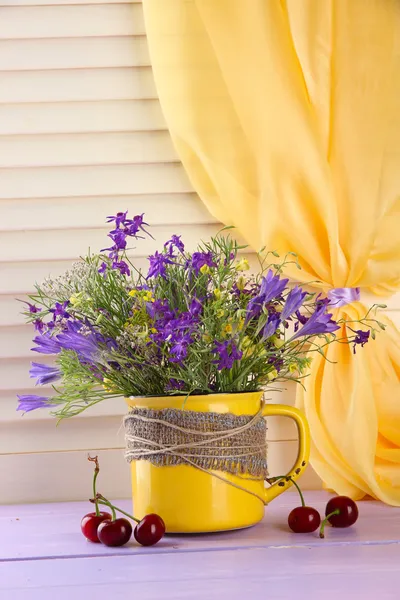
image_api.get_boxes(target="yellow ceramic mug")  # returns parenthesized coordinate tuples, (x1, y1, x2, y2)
(126, 391, 310, 533)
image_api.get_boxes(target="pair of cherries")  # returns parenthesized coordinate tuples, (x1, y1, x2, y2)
(81, 507, 165, 547)
(282, 477, 359, 537)
(80, 456, 165, 547)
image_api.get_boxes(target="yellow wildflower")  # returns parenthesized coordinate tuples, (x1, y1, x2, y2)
(202, 333, 211, 343)
(213, 289, 222, 300)
(128, 290, 137, 297)
(237, 318, 245, 332)
(288, 363, 298, 373)
(103, 378, 116, 393)
(235, 258, 250, 272)
(267, 368, 278, 381)
(224, 324, 233, 335)
(236, 276, 246, 291)
(273, 337, 285, 349)
(200, 264, 211, 274)
(69, 292, 83, 306)
(217, 309, 225, 318)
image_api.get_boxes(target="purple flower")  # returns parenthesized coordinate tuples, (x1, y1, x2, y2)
(106, 211, 128, 228)
(260, 270, 289, 302)
(146, 299, 174, 320)
(29, 362, 61, 385)
(24, 302, 41, 314)
(291, 305, 340, 340)
(56, 329, 100, 362)
(98, 261, 107, 275)
(191, 251, 216, 274)
(247, 270, 289, 321)
(165, 235, 184, 254)
(33, 318, 45, 333)
(17, 394, 56, 413)
(166, 378, 185, 391)
(49, 301, 70, 321)
(224, 252, 235, 266)
(281, 287, 307, 321)
(147, 251, 174, 279)
(32, 333, 61, 355)
(112, 260, 130, 276)
(169, 334, 192, 363)
(262, 314, 281, 339)
(124, 213, 149, 238)
(108, 229, 127, 250)
(189, 297, 203, 316)
(212, 339, 243, 370)
(350, 329, 370, 354)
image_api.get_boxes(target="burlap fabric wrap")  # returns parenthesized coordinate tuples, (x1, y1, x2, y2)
(124, 407, 268, 478)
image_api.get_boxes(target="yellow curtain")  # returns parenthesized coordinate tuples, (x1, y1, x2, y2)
(142, 0, 400, 504)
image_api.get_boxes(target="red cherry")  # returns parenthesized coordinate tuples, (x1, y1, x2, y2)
(134, 514, 165, 546)
(97, 518, 133, 547)
(325, 496, 359, 528)
(288, 506, 321, 533)
(81, 511, 112, 543)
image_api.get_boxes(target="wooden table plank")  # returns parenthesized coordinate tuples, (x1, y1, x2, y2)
(1, 492, 399, 562)
(1, 544, 399, 600)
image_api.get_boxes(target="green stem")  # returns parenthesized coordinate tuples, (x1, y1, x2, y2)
(319, 509, 340, 539)
(88, 455, 100, 517)
(92, 496, 140, 524)
(267, 475, 305, 507)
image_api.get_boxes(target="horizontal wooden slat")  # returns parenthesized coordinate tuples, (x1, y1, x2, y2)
(0, 67, 156, 103)
(0, 193, 213, 232)
(0, 100, 166, 135)
(0, 163, 191, 199)
(0, 222, 222, 265)
(0, 415, 125, 454)
(0, 36, 150, 71)
(0, 448, 131, 504)
(0, 131, 178, 168)
(0, 5, 143, 39)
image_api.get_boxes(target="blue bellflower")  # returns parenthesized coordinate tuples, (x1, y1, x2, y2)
(17, 394, 56, 413)
(280, 287, 307, 321)
(291, 305, 340, 340)
(56, 328, 101, 363)
(262, 313, 281, 339)
(31, 333, 61, 355)
(247, 270, 289, 321)
(29, 363, 61, 385)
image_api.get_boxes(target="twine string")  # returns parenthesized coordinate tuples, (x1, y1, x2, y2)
(124, 404, 269, 505)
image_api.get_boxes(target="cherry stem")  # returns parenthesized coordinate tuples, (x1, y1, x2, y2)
(319, 509, 340, 539)
(267, 475, 305, 507)
(88, 455, 100, 517)
(90, 494, 140, 524)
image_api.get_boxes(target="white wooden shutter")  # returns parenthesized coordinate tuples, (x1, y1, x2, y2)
(7, 0, 400, 503)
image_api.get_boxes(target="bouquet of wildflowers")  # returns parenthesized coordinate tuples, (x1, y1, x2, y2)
(18, 212, 384, 420)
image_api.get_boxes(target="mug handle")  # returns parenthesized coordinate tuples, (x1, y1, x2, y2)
(262, 403, 310, 504)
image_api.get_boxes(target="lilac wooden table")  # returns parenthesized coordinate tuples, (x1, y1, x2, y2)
(1, 492, 399, 599)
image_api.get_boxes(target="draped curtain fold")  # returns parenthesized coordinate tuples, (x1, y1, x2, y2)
(142, 0, 400, 504)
